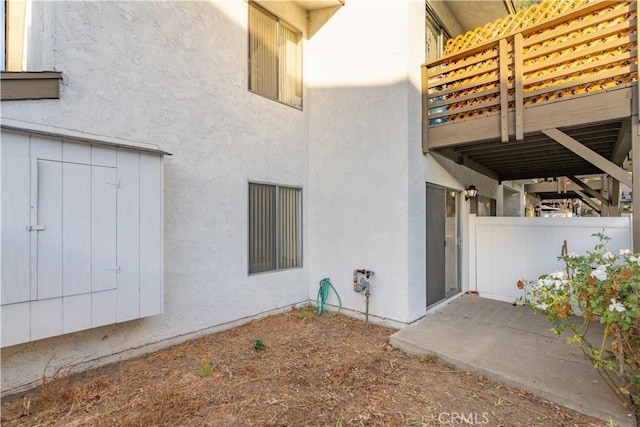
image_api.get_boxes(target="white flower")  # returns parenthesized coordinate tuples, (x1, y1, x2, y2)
(541, 278, 555, 288)
(565, 252, 579, 259)
(536, 302, 549, 310)
(608, 299, 626, 312)
(590, 268, 607, 281)
(619, 249, 631, 256)
(629, 256, 640, 266)
(603, 251, 615, 261)
(549, 271, 565, 280)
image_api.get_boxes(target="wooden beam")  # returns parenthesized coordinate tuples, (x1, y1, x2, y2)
(611, 118, 632, 165)
(514, 33, 524, 141)
(542, 128, 633, 188)
(574, 189, 602, 214)
(499, 38, 509, 143)
(432, 150, 500, 181)
(633, 116, 639, 251)
(427, 88, 633, 149)
(526, 178, 603, 194)
(566, 175, 609, 205)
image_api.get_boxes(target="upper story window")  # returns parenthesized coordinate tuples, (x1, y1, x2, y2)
(1, 0, 62, 100)
(248, 2, 302, 109)
(425, 6, 451, 62)
(2, 0, 26, 71)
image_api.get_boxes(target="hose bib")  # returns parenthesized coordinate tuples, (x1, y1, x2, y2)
(353, 269, 375, 325)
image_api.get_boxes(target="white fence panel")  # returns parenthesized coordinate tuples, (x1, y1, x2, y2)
(471, 216, 632, 303)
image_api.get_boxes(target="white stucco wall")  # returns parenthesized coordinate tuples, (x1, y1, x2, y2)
(1, 0, 310, 395)
(306, 0, 413, 323)
(306, 0, 507, 324)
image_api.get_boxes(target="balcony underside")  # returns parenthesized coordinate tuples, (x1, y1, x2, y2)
(426, 85, 635, 182)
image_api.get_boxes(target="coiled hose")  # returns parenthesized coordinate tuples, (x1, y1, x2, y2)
(316, 278, 342, 317)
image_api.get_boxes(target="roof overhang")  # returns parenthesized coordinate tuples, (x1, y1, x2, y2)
(439, 0, 514, 32)
(293, 0, 344, 11)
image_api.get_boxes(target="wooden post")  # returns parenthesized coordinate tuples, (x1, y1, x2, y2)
(514, 33, 524, 141)
(499, 39, 509, 143)
(632, 116, 639, 251)
(608, 176, 620, 217)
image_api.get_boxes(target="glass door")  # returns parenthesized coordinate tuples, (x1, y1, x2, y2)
(444, 189, 460, 298)
(426, 184, 460, 307)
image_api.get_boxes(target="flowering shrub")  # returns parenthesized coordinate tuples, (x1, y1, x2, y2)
(516, 232, 639, 417)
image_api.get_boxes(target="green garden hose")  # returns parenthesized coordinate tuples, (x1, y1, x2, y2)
(317, 278, 342, 317)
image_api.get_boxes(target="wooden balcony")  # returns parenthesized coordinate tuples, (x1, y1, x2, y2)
(422, 0, 638, 182)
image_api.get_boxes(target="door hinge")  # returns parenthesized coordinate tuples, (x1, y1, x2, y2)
(26, 225, 46, 231)
(106, 266, 122, 273)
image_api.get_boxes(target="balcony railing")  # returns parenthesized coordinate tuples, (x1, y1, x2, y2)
(423, 0, 637, 144)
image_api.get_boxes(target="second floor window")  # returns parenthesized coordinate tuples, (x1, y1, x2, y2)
(248, 3, 302, 109)
(426, 6, 451, 62)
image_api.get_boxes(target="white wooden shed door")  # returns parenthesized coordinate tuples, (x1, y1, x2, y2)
(1, 130, 164, 347)
(32, 160, 117, 301)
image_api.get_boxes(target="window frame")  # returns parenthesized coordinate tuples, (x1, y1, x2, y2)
(247, 2, 303, 110)
(425, 4, 452, 61)
(1, 1, 62, 100)
(248, 181, 303, 275)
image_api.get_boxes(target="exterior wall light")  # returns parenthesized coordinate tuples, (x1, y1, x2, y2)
(465, 185, 478, 201)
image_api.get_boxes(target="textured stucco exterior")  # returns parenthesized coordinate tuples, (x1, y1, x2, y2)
(1, 0, 515, 394)
(1, 0, 311, 395)
(307, 0, 511, 323)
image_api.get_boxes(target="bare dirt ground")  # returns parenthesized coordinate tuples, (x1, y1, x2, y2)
(1, 307, 608, 426)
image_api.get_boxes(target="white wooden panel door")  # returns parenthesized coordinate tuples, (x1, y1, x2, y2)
(1, 129, 164, 347)
(91, 166, 117, 292)
(62, 162, 92, 296)
(116, 150, 140, 322)
(35, 159, 63, 300)
(1, 132, 31, 305)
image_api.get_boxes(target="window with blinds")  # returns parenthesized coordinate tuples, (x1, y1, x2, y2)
(249, 183, 302, 274)
(248, 3, 302, 109)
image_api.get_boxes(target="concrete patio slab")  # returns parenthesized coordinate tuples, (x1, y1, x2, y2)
(390, 295, 636, 427)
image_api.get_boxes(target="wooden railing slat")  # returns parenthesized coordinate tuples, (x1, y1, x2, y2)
(429, 62, 499, 87)
(428, 98, 502, 120)
(427, 73, 498, 95)
(522, 3, 635, 50)
(426, 49, 498, 77)
(428, 87, 500, 108)
(423, 1, 637, 130)
(523, 65, 636, 100)
(523, 20, 636, 66)
(524, 50, 636, 87)
(524, 33, 636, 74)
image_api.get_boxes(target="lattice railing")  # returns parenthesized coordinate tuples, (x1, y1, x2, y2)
(424, 0, 637, 141)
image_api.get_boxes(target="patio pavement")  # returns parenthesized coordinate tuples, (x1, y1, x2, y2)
(390, 294, 637, 427)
